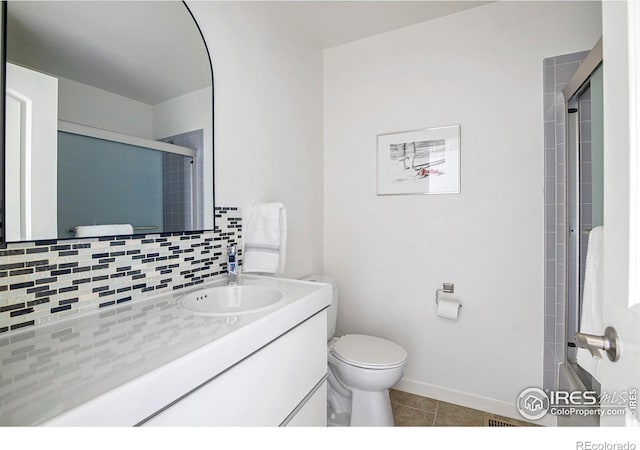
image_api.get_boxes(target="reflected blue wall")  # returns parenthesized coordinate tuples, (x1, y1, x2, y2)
(57, 132, 163, 238)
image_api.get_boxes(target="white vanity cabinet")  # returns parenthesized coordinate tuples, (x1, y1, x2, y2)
(0, 277, 331, 426)
(142, 310, 327, 426)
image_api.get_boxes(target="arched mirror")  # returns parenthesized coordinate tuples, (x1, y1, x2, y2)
(2, 1, 213, 243)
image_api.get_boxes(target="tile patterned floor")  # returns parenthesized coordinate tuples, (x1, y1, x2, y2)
(390, 389, 537, 427)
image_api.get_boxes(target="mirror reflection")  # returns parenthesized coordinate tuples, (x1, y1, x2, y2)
(4, 1, 213, 242)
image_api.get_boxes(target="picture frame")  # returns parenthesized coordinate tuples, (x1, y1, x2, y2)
(377, 125, 461, 195)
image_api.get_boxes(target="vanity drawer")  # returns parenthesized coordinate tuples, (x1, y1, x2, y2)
(142, 310, 327, 426)
(284, 380, 327, 427)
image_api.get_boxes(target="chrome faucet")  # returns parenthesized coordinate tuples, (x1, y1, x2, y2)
(227, 244, 238, 285)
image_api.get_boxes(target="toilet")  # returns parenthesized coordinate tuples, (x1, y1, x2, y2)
(303, 275, 408, 427)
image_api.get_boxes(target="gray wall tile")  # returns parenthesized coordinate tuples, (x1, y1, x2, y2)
(543, 50, 588, 391)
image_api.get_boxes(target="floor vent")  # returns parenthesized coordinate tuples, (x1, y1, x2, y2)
(486, 418, 516, 427)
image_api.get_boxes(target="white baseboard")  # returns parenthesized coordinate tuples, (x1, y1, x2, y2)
(394, 377, 557, 427)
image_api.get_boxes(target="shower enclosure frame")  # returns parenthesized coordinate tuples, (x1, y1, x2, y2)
(562, 38, 602, 390)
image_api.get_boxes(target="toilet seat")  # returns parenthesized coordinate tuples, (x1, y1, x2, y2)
(330, 334, 407, 369)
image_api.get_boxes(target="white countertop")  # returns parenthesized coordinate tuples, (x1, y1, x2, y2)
(0, 275, 331, 426)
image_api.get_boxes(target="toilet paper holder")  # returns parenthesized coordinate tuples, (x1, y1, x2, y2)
(436, 283, 462, 309)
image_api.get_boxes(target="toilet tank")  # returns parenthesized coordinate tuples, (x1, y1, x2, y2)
(303, 275, 338, 339)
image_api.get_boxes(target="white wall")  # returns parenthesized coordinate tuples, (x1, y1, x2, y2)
(58, 76, 153, 138)
(188, 2, 325, 279)
(153, 87, 211, 140)
(324, 1, 601, 419)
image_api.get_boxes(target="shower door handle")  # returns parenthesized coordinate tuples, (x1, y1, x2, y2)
(575, 327, 620, 362)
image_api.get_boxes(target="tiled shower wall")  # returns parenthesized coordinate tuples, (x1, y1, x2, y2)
(160, 130, 205, 231)
(543, 51, 588, 391)
(162, 152, 193, 232)
(0, 207, 241, 334)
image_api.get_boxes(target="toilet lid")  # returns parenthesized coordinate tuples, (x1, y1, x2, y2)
(331, 334, 407, 369)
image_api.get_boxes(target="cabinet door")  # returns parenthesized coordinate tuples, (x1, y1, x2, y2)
(5, 63, 58, 241)
(143, 311, 327, 426)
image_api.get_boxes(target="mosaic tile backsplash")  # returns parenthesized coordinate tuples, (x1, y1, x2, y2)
(0, 207, 242, 334)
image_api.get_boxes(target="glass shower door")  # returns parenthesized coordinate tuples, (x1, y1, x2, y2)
(566, 64, 604, 365)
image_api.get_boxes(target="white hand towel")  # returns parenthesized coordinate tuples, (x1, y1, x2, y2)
(576, 226, 604, 379)
(75, 224, 134, 238)
(243, 203, 287, 275)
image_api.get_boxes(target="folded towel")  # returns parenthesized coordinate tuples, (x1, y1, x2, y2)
(243, 203, 287, 275)
(75, 224, 134, 238)
(577, 226, 604, 379)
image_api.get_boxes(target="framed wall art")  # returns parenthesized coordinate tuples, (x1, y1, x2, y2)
(377, 125, 460, 195)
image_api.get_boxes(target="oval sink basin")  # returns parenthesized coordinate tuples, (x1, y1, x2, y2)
(180, 285, 284, 316)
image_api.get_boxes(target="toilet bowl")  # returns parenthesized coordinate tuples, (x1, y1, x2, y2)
(328, 334, 407, 426)
(303, 275, 408, 427)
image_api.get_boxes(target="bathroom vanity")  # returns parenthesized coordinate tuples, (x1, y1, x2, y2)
(0, 276, 331, 426)
(0, 1, 329, 427)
